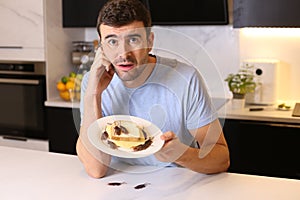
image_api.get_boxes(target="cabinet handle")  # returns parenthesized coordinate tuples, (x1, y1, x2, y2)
(266, 123, 300, 128)
(0, 46, 23, 49)
(2, 136, 27, 141)
(0, 78, 39, 85)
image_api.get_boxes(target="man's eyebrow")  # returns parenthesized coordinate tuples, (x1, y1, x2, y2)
(104, 33, 142, 40)
(104, 34, 117, 40)
(126, 33, 142, 38)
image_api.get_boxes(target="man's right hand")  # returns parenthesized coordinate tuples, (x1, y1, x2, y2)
(86, 47, 115, 95)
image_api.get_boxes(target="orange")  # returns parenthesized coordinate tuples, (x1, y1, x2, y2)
(66, 81, 75, 90)
(56, 81, 66, 92)
(59, 90, 70, 101)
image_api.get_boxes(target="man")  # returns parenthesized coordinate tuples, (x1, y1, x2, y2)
(76, 0, 230, 178)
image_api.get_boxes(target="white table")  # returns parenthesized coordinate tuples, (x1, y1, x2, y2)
(0, 146, 299, 200)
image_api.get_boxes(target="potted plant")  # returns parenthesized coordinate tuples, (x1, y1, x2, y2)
(225, 64, 257, 108)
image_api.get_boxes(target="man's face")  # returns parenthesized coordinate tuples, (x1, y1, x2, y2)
(100, 21, 154, 83)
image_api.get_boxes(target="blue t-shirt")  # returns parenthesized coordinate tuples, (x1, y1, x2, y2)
(80, 56, 218, 167)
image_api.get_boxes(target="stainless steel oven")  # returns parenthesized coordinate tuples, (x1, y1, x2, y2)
(0, 63, 48, 151)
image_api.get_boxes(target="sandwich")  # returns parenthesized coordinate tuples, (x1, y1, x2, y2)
(101, 120, 153, 151)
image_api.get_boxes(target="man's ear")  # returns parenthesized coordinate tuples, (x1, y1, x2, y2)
(147, 32, 154, 52)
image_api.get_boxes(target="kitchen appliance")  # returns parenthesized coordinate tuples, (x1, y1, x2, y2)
(71, 41, 95, 66)
(0, 63, 48, 151)
(243, 59, 288, 105)
(71, 41, 96, 74)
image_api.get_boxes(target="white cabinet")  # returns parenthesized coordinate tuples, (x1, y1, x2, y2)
(0, 0, 45, 61)
(0, 0, 85, 101)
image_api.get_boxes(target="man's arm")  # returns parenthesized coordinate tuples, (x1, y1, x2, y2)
(76, 94, 111, 178)
(155, 119, 230, 174)
(76, 48, 115, 178)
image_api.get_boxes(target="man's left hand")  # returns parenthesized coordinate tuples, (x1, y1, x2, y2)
(154, 131, 188, 163)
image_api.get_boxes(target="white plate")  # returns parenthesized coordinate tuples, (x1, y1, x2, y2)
(87, 115, 164, 158)
(277, 107, 291, 111)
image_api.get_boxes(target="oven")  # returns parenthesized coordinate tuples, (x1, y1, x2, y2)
(0, 63, 48, 151)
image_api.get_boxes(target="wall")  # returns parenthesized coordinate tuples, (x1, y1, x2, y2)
(239, 28, 300, 103)
(45, 0, 84, 101)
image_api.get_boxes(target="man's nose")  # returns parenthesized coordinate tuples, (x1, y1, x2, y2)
(117, 41, 131, 56)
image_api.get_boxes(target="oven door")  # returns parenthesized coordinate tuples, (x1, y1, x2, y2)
(0, 74, 46, 140)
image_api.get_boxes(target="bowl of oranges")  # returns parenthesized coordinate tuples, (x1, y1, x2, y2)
(56, 72, 83, 101)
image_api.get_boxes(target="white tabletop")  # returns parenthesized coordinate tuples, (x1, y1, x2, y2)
(0, 146, 299, 200)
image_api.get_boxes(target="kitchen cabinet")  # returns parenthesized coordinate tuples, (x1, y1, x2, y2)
(0, 0, 84, 102)
(233, 0, 300, 28)
(223, 118, 300, 179)
(0, 0, 45, 61)
(62, 0, 105, 27)
(46, 107, 80, 155)
(62, 0, 229, 27)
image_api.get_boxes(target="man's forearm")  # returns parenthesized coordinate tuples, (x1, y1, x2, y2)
(76, 94, 111, 178)
(175, 144, 230, 174)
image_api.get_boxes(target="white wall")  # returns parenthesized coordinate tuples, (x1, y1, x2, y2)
(239, 28, 300, 103)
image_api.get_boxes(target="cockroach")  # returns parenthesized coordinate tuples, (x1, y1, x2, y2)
(132, 139, 153, 152)
(134, 183, 151, 189)
(141, 129, 148, 139)
(107, 140, 118, 149)
(107, 181, 126, 186)
(120, 125, 129, 134)
(101, 131, 108, 140)
(114, 125, 121, 135)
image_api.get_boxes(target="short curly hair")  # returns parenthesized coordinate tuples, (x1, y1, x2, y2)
(96, 0, 152, 38)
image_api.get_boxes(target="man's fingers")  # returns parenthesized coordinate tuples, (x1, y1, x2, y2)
(90, 48, 111, 71)
(161, 131, 176, 141)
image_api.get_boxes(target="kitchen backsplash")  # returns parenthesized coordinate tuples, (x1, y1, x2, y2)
(85, 25, 300, 103)
(239, 28, 300, 103)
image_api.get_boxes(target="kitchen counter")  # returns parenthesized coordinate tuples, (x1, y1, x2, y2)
(218, 100, 300, 124)
(45, 98, 300, 124)
(45, 97, 229, 110)
(1, 146, 300, 200)
(45, 98, 80, 108)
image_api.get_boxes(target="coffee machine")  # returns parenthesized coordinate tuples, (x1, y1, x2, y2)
(243, 59, 289, 105)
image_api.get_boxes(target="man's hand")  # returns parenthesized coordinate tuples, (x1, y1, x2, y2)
(154, 131, 188, 163)
(86, 47, 114, 95)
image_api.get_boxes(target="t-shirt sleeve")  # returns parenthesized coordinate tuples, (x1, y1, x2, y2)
(186, 71, 218, 130)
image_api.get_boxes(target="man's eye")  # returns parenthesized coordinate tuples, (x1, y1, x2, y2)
(107, 39, 118, 46)
(129, 37, 140, 44)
